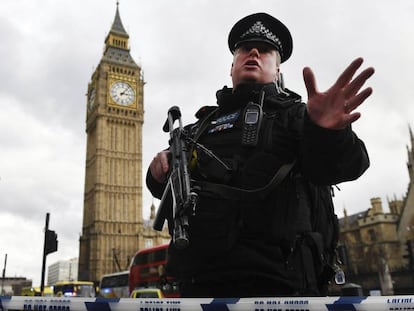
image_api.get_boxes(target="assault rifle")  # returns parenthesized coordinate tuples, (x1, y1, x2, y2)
(153, 106, 198, 249)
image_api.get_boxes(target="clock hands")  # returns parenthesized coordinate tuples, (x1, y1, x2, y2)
(110, 81, 135, 105)
(120, 88, 132, 97)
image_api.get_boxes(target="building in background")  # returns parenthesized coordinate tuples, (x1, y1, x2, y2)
(78, 3, 169, 284)
(335, 127, 414, 295)
(338, 197, 404, 294)
(140, 202, 172, 249)
(0, 277, 32, 296)
(397, 127, 414, 242)
(47, 258, 78, 285)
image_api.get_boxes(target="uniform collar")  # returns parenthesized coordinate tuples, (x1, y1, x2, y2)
(216, 83, 278, 111)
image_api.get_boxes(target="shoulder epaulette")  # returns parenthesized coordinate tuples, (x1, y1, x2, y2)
(195, 106, 218, 119)
(283, 88, 302, 102)
(268, 88, 302, 107)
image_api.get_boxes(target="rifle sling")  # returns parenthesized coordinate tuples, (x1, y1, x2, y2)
(193, 160, 296, 201)
(193, 107, 219, 142)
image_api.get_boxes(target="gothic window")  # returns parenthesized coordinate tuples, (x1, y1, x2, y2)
(368, 228, 377, 242)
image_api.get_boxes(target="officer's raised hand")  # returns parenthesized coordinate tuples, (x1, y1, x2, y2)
(303, 57, 375, 130)
(149, 150, 170, 183)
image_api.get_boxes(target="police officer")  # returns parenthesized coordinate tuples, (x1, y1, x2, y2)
(147, 12, 374, 297)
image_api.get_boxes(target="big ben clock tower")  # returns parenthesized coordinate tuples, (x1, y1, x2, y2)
(78, 3, 145, 283)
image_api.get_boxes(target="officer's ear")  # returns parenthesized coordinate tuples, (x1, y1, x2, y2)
(275, 66, 280, 81)
(275, 52, 281, 80)
(230, 63, 234, 77)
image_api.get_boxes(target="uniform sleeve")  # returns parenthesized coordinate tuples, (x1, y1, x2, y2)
(146, 168, 167, 199)
(299, 109, 370, 185)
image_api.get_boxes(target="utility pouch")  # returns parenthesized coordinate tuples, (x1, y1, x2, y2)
(302, 232, 336, 294)
(304, 232, 325, 275)
(294, 238, 320, 295)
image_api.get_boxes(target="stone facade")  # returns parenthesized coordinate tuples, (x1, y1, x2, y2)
(397, 127, 414, 242)
(78, 5, 169, 284)
(1, 277, 32, 296)
(337, 127, 414, 294)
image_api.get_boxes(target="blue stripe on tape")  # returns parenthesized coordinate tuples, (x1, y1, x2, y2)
(85, 298, 120, 311)
(326, 296, 367, 311)
(0, 296, 11, 310)
(201, 298, 240, 311)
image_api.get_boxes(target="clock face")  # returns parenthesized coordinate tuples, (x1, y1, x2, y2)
(88, 88, 96, 111)
(110, 81, 135, 106)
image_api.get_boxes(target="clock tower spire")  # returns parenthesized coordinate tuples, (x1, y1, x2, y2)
(105, 1, 129, 52)
(78, 3, 145, 283)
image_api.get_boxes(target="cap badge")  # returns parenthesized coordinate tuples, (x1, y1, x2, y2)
(240, 21, 282, 52)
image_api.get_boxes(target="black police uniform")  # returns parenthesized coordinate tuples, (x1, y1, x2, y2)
(146, 13, 370, 297)
(146, 83, 369, 297)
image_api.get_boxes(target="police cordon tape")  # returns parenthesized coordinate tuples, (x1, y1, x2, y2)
(1, 295, 414, 311)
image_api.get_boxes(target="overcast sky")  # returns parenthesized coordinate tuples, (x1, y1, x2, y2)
(0, 0, 413, 287)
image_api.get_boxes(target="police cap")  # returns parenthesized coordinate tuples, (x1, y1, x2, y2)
(228, 13, 293, 63)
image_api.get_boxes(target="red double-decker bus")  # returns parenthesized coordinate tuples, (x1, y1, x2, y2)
(129, 243, 180, 297)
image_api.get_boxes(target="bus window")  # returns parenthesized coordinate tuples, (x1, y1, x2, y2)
(129, 244, 180, 298)
(99, 271, 130, 298)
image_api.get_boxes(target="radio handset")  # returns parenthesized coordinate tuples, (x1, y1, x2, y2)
(241, 102, 263, 147)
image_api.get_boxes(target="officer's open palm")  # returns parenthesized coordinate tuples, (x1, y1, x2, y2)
(303, 57, 375, 130)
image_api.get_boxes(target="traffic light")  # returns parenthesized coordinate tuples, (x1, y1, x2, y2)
(45, 229, 58, 255)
